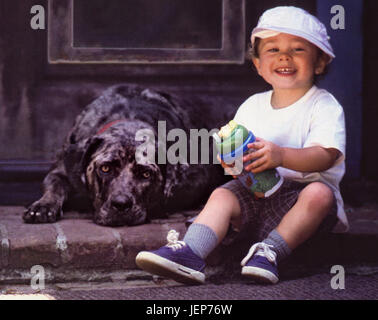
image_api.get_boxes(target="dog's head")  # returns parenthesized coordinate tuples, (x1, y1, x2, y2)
(80, 120, 165, 226)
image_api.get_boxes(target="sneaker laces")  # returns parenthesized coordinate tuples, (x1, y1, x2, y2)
(165, 230, 186, 251)
(241, 242, 277, 267)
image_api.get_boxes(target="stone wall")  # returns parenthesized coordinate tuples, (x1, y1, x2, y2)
(0, 0, 316, 161)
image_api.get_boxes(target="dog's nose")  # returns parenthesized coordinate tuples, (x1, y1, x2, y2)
(111, 196, 133, 211)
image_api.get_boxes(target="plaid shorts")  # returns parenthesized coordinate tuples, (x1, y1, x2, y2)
(219, 178, 338, 245)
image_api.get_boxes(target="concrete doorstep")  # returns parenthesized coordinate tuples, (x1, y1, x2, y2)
(0, 205, 377, 285)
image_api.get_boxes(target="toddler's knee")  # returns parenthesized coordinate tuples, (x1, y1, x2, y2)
(209, 187, 241, 216)
(210, 187, 234, 201)
(301, 182, 334, 210)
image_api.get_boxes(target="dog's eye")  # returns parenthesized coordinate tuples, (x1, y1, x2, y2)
(142, 171, 151, 179)
(100, 165, 111, 174)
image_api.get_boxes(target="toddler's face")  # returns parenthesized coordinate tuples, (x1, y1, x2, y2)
(252, 33, 327, 92)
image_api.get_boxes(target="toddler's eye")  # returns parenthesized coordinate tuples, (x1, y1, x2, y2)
(294, 48, 305, 52)
(267, 48, 279, 53)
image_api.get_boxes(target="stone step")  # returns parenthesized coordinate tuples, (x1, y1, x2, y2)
(0, 205, 377, 284)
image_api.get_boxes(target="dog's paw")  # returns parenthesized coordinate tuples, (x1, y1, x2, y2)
(23, 201, 62, 223)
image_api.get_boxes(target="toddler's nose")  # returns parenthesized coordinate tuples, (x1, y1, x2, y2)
(279, 53, 291, 61)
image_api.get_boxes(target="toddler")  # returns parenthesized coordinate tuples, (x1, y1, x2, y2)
(135, 6, 347, 285)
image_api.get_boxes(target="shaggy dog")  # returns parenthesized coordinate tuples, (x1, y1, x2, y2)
(23, 85, 227, 226)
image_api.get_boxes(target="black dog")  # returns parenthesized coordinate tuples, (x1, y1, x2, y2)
(23, 85, 227, 226)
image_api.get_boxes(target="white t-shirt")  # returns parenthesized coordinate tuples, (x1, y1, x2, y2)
(234, 85, 348, 232)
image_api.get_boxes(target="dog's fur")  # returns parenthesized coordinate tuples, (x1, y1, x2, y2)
(23, 85, 227, 226)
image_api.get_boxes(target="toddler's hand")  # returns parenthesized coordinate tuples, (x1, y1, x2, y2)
(243, 137, 283, 173)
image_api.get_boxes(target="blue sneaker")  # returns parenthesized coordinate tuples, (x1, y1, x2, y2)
(135, 230, 206, 285)
(241, 242, 279, 284)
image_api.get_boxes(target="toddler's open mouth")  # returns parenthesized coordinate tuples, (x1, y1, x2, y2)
(275, 67, 297, 76)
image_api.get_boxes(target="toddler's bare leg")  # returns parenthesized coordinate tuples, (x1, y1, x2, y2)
(193, 188, 241, 245)
(276, 182, 334, 250)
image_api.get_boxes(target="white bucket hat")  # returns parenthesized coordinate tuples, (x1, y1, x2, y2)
(251, 6, 335, 61)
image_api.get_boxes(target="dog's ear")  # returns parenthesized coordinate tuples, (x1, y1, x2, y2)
(80, 137, 104, 174)
(61, 137, 102, 192)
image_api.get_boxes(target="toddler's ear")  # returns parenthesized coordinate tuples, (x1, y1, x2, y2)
(252, 57, 262, 76)
(315, 67, 324, 75)
(315, 53, 330, 75)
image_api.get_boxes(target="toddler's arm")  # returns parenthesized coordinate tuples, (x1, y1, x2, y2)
(244, 137, 340, 174)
